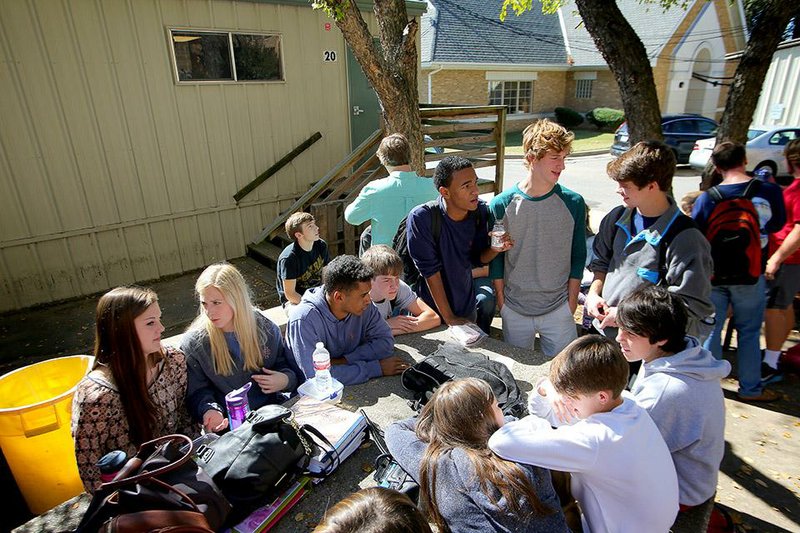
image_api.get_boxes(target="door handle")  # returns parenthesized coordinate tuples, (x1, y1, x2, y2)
(353, 106, 365, 116)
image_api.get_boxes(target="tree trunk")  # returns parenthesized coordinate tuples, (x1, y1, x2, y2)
(701, 0, 796, 189)
(330, 0, 425, 173)
(574, 0, 663, 145)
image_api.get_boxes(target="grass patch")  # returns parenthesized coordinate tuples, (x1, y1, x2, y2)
(505, 129, 615, 156)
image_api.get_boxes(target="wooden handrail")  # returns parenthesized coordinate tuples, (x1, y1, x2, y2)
(233, 132, 322, 203)
(250, 129, 383, 244)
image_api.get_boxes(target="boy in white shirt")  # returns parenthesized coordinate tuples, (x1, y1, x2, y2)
(361, 245, 440, 336)
(489, 335, 679, 533)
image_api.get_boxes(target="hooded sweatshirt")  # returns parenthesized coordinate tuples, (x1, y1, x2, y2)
(285, 286, 394, 386)
(631, 337, 731, 506)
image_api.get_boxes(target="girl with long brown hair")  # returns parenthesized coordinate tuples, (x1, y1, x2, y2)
(71, 286, 198, 492)
(385, 378, 568, 532)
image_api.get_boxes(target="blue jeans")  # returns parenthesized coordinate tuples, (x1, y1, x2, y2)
(474, 277, 496, 335)
(703, 277, 765, 397)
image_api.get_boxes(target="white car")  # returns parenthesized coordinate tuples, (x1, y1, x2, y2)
(689, 125, 800, 177)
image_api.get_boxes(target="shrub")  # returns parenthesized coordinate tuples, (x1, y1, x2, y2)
(587, 107, 625, 130)
(554, 107, 584, 128)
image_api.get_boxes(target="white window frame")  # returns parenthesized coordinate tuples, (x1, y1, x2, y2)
(168, 28, 285, 84)
(488, 80, 534, 115)
(575, 79, 593, 99)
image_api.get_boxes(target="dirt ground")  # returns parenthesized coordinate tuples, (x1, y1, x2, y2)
(1, 257, 798, 532)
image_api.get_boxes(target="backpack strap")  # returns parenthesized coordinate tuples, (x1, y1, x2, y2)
(427, 200, 443, 244)
(741, 178, 761, 199)
(657, 214, 699, 286)
(707, 185, 724, 203)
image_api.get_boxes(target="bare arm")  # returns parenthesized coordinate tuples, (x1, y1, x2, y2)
(493, 278, 505, 311)
(407, 297, 441, 332)
(425, 272, 468, 326)
(766, 223, 800, 279)
(283, 279, 302, 305)
(585, 272, 609, 319)
(567, 278, 580, 315)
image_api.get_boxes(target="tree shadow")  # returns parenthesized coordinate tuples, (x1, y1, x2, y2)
(719, 441, 800, 532)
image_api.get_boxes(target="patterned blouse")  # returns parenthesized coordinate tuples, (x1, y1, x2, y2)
(71, 346, 199, 492)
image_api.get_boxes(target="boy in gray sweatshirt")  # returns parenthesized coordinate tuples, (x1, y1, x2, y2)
(616, 285, 731, 532)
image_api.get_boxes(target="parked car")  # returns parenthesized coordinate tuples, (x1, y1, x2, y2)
(689, 125, 800, 178)
(610, 114, 718, 164)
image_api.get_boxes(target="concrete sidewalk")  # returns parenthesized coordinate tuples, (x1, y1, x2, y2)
(1, 257, 799, 532)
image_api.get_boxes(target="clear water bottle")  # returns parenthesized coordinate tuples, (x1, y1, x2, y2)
(491, 221, 506, 248)
(225, 382, 252, 431)
(313, 342, 332, 392)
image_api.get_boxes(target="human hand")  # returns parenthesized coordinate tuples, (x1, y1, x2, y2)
(379, 356, 410, 376)
(765, 257, 780, 280)
(252, 369, 289, 394)
(388, 315, 420, 335)
(202, 409, 229, 433)
(585, 292, 608, 319)
(598, 306, 618, 329)
(443, 315, 470, 327)
(537, 379, 576, 424)
(490, 231, 514, 252)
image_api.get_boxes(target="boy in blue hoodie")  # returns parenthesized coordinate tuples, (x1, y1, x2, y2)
(285, 255, 406, 386)
(616, 285, 731, 532)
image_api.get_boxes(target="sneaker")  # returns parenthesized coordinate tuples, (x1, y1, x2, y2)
(760, 362, 783, 385)
(737, 389, 780, 402)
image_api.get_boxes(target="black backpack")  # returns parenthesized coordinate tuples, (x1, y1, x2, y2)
(704, 180, 762, 286)
(400, 348, 526, 418)
(391, 200, 481, 291)
(391, 200, 442, 290)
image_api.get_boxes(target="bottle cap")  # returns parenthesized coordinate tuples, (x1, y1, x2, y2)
(225, 382, 252, 405)
(97, 450, 127, 473)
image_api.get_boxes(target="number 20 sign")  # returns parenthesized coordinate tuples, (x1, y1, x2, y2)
(323, 50, 337, 62)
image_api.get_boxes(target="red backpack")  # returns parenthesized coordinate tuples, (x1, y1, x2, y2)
(705, 180, 762, 286)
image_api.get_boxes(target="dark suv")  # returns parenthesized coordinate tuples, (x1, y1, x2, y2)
(610, 114, 718, 164)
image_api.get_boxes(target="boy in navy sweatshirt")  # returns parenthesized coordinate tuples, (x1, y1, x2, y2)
(285, 255, 406, 385)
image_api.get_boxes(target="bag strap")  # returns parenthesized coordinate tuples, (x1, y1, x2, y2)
(742, 178, 760, 199)
(102, 434, 194, 489)
(298, 423, 341, 477)
(360, 409, 390, 456)
(707, 185, 724, 203)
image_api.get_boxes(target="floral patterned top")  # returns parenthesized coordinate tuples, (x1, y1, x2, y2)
(71, 346, 199, 492)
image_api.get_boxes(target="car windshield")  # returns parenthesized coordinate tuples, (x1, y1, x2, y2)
(747, 129, 766, 140)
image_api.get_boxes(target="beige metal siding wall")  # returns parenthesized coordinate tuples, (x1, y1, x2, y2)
(0, 0, 350, 312)
(752, 41, 800, 127)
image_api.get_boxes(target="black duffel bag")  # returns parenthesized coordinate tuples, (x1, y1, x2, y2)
(74, 434, 231, 533)
(194, 403, 337, 524)
(401, 348, 527, 418)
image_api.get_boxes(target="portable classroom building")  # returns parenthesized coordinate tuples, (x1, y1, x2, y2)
(0, 0, 425, 312)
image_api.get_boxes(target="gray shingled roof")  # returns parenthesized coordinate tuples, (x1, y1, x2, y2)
(422, 0, 567, 65)
(422, 0, 691, 68)
(559, 0, 687, 67)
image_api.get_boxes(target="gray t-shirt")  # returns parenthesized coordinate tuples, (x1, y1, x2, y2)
(373, 280, 417, 319)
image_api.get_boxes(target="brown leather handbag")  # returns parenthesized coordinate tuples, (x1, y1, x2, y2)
(75, 434, 230, 533)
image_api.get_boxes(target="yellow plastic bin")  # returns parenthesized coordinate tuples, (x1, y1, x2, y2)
(0, 355, 92, 514)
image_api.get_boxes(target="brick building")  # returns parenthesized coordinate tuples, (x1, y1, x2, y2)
(421, 0, 747, 131)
